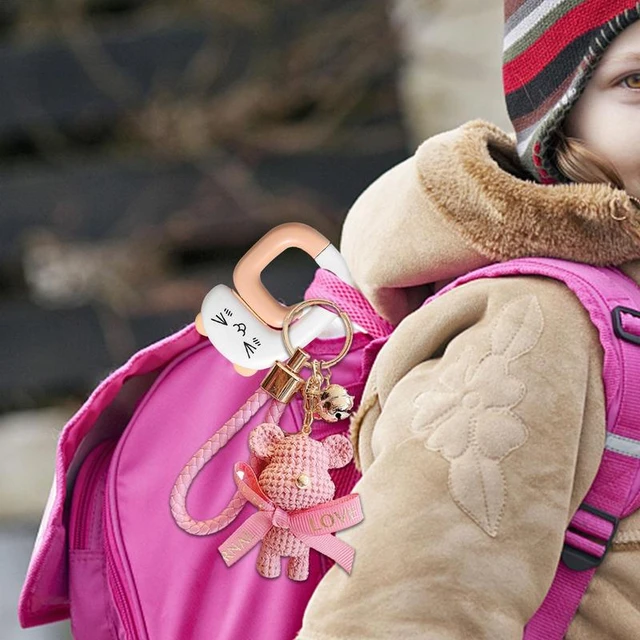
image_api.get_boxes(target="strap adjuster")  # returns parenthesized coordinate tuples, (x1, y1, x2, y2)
(561, 502, 619, 571)
(612, 306, 640, 345)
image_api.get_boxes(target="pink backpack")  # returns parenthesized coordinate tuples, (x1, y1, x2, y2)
(17, 224, 393, 640)
(18, 249, 640, 639)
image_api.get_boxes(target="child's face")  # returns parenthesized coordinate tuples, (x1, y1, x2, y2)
(563, 19, 640, 200)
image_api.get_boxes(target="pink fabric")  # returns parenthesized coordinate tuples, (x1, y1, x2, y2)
(304, 268, 395, 339)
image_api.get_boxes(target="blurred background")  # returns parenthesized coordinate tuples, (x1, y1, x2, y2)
(0, 0, 510, 637)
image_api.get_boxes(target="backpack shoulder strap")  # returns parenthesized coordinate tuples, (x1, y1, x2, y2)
(432, 256, 640, 640)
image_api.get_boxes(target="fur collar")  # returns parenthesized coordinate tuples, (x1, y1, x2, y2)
(339, 118, 640, 325)
(420, 118, 640, 265)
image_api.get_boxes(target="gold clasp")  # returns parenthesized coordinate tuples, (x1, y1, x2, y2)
(260, 348, 310, 403)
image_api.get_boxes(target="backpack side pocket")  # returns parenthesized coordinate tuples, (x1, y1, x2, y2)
(68, 439, 117, 640)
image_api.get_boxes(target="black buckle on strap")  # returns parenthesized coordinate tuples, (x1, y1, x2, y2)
(561, 503, 619, 572)
(612, 306, 640, 346)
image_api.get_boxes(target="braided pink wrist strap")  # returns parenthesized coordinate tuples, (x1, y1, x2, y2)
(169, 387, 286, 536)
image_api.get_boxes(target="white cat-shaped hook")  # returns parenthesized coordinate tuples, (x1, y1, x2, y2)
(195, 223, 358, 376)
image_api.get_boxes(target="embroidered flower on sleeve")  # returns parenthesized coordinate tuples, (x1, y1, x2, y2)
(403, 294, 544, 537)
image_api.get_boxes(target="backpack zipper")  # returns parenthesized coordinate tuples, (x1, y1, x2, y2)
(105, 536, 137, 639)
(69, 441, 115, 550)
(104, 469, 146, 640)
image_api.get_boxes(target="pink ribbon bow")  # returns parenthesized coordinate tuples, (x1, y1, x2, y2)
(218, 461, 364, 573)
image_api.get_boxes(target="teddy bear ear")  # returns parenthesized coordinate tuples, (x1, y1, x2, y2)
(322, 434, 353, 469)
(248, 422, 285, 460)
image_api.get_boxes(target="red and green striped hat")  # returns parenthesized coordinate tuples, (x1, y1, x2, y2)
(503, 0, 640, 184)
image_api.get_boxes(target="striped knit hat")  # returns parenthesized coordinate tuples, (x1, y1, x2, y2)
(503, 1, 640, 185)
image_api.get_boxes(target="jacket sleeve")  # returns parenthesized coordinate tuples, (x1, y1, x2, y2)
(295, 275, 607, 640)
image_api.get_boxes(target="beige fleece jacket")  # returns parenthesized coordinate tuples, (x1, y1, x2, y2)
(295, 119, 640, 640)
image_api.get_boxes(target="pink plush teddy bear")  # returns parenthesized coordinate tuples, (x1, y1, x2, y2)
(248, 423, 353, 581)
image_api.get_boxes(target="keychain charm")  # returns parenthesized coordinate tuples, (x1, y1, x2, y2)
(170, 297, 363, 581)
(218, 298, 364, 580)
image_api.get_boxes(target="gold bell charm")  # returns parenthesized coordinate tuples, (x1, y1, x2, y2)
(316, 383, 354, 423)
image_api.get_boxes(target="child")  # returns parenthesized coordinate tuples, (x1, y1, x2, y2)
(295, 2, 640, 639)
